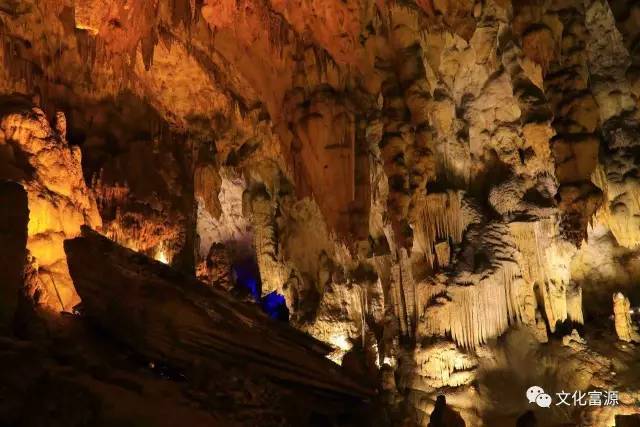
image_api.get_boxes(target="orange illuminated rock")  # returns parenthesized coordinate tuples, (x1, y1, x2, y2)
(0, 102, 101, 312)
(3, 0, 640, 424)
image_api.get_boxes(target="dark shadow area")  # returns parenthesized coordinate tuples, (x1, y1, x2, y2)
(428, 395, 466, 427)
(0, 181, 28, 335)
(516, 410, 537, 427)
(616, 414, 640, 427)
(261, 292, 290, 322)
(63, 227, 374, 426)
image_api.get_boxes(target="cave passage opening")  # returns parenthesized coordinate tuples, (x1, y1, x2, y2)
(231, 258, 289, 322)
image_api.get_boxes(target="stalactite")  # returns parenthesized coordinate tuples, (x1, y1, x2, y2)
(415, 190, 465, 269)
(92, 170, 130, 214)
(171, 0, 193, 30)
(509, 219, 583, 330)
(390, 257, 408, 338)
(313, 47, 328, 82)
(1, 31, 39, 93)
(445, 261, 523, 349)
(389, 248, 420, 341)
(400, 248, 415, 339)
(418, 222, 534, 348)
(140, 30, 158, 71)
(351, 285, 369, 348)
(592, 164, 640, 249)
(509, 220, 550, 284)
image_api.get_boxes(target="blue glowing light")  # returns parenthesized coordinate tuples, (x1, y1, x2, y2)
(261, 291, 289, 322)
(232, 262, 260, 299)
(232, 260, 289, 321)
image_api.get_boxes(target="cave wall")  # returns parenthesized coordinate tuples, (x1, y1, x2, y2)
(1, 0, 640, 425)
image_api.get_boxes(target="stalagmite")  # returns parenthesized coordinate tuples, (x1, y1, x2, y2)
(247, 187, 290, 296)
(613, 292, 640, 343)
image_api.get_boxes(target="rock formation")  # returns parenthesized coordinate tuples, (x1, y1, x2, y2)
(613, 292, 640, 343)
(0, 101, 101, 312)
(1, 0, 640, 425)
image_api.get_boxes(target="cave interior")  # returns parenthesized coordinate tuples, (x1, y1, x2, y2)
(1, 0, 640, 426)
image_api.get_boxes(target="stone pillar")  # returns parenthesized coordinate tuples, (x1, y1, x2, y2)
(613, 292, 640, 343)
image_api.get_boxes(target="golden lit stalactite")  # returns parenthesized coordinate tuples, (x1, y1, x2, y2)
(417, 222, 532, 349)
(196, 170, 252, 259)
(412, 190, 466, 270)
(422, 261, 524, 349)
(510, 219, 583, 331)
(288, 90, 357, 236)
(393, 248, 418, 342)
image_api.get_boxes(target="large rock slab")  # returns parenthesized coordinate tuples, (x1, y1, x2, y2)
(64, 227, 374, 411)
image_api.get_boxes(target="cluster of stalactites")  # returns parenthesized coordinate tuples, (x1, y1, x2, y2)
(417, 221, 537, 349)
(91, 171, 131, 213)
(401, 247, 525, 349)
(509, 219, 555, 284)
(390, 248, 418, 340)
(509, 219, 583, 329)
(351, 284, 369, 348)
(446, 261, 523, 349)
(414, 190, 465, 269)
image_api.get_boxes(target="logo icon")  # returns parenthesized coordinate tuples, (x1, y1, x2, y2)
(535, 393, 552, 408)
(526, 386, 552, 408)
(526, 386, 545, 403)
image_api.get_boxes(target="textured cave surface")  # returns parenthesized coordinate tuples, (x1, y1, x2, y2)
(1, 0, 640, 426)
